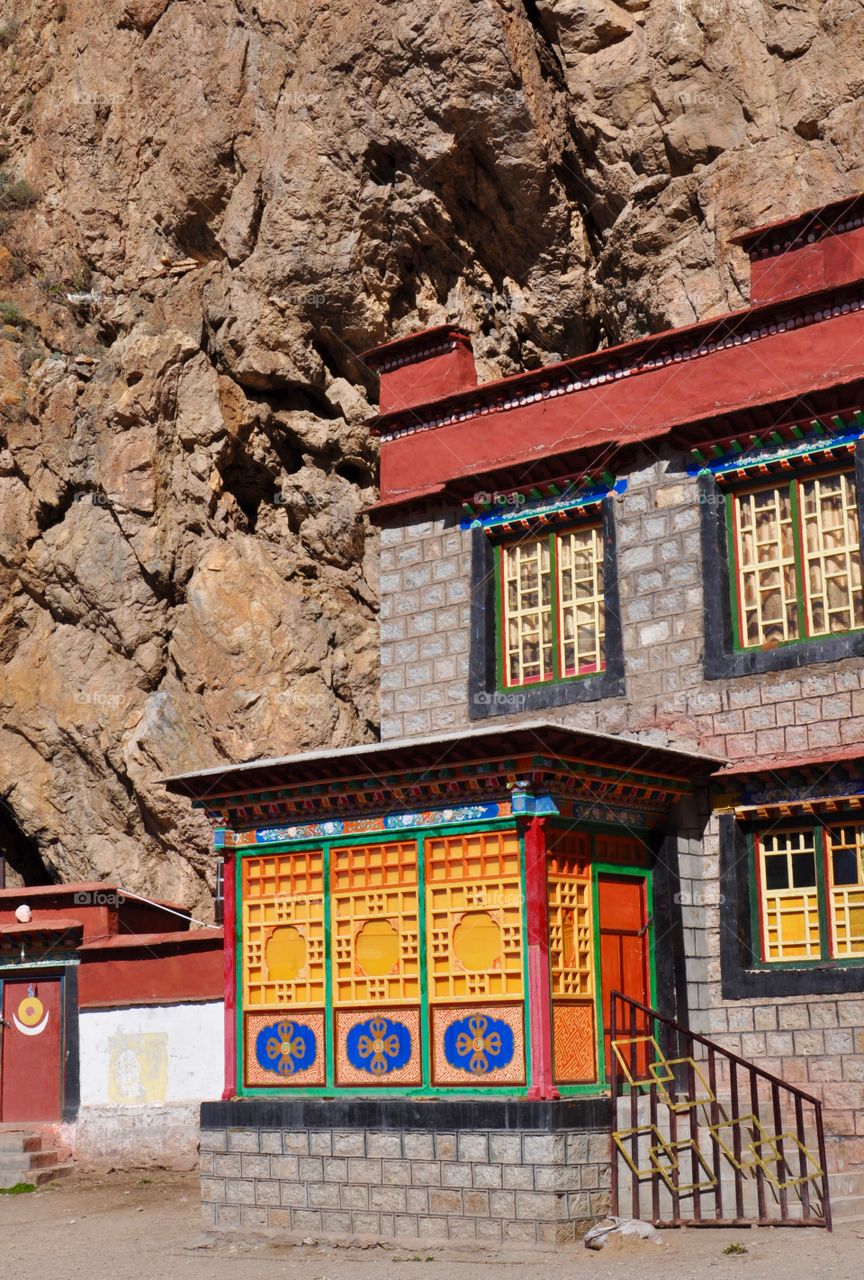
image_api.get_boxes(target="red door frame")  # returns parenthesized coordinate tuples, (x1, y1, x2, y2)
(0, 971, 68, 1123)
(597, 872, 652, 1082)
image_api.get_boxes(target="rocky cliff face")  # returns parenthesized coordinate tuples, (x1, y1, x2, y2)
(0, 0, 862, 909)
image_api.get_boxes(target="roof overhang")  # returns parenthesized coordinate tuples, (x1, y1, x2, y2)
(162, 721, 726, 831)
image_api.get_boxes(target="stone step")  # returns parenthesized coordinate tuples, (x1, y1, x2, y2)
(829, 1169, 864, 1197)
(0, 1149, 60, 1173)
(0, 1162, 72, 1191)
(0, 1131, 41, 1154)
(827, 1194, 864, 1223)
(32, 1164, 72, 1187)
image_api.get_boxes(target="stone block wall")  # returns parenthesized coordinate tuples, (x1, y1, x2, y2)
(675, 807, 864, 1170)
(378, 450, 864, 751)
(378, 446, 864, 1168)
(200, 1124, 610, 1245)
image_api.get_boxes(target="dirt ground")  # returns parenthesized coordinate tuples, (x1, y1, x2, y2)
(0, 1171, 862, 1280)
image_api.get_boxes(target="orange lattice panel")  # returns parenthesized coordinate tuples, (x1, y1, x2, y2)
(594, 832, 649, 866)
(331, 841, 420, 1006)
(547, 829, 590, 873)
(243, 850, 324, 898)
(241, 850, 325, 1009)
(425, 831, 523, 1003)
(547, 850, 594, 1000)
(553, 1001, 596, 1083)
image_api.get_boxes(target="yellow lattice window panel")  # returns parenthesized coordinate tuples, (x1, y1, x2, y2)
(425, 831, 523, 1002)
(501, 535, 553, 686)
(547, 847, 594, 999)
(557, 525, 604, 676)
(801, 472, 864, 636)
(731, 470, 864, 650)
(242, 850, 325, 1008)
(733, 485, 798, 647)
(758, 831, 821, 961)
(499, 525, 606, 688)
(827, 824, 864, 957)
(330, 841, 420, 1006)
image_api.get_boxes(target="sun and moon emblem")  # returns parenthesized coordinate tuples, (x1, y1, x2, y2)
(11, 986, 49, 1037)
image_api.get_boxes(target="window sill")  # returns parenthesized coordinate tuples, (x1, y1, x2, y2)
(704, 629, 864, 680)
(470, 669, 625, 720)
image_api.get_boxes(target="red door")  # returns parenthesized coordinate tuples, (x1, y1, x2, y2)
(598, 875, 650, 1081)
(0, 977, 63, 1121)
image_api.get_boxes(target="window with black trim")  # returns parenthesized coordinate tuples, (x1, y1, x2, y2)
(497, 523, 605, 688)
(701, 440, 864, 680)
(729, 470, 864, 651)
(752, 821, 864, 966)
(468, 497, 624, 718)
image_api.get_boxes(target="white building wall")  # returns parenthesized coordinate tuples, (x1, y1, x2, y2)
(78, 1001, 224, 1106)
(67, 1001, 224, 1169)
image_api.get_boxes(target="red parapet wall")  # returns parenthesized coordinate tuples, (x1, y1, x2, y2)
(377, 303, 864, 504)
(78, 943, 223, 1008)
(750, 226, 864, 305)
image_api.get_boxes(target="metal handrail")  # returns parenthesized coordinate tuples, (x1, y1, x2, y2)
(609, 990, 832, 1230)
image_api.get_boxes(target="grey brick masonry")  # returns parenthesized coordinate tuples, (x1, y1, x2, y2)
(200, 1125, 610, 1245)
(378, 452, 864, 1169)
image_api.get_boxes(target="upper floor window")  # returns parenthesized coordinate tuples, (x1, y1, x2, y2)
(755, 821, 864, 964)
(729, 469, 864, 650)
(498, 524, 605, 688)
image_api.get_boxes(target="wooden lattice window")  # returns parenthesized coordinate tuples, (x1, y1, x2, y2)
(330, 841, 420, 1006)
(730, 470, 864, 650)
(546, 839, 594, 1000)
(757, 830, 821, 962)
(498, 524, 604, 687)
(241, 850, 326, 1007)
(425, 830, 523, 1002)
(753, 820, 864, 964)
(827, 825, 864, 957)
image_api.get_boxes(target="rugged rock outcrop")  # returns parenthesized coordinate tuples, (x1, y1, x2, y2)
(0, 0, 862, 909)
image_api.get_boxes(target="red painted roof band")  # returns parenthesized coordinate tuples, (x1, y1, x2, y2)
(720, 746, 864, 777)
(376, 300, 864, 508)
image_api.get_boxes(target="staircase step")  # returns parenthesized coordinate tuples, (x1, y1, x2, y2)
(0, 1149, 59, 1173)
(0, 1132, 41, 1154)
(0, 1163, 73, 1190)
(826, 1193, 864, 1222)
(829, 1171, 864, 1197)
(31, 1164, 71, 1186)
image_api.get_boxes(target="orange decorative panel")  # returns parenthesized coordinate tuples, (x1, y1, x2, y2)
(547, 844, 593, 1003)
(425, 831, 523, 1003)
(244, 1010, 325, 1087)
(431, 1003, 526, 1085)
(335, 1006, 422, 1086)
(241, 850, 325, 1009)
(331, 842, 420, 1006)
(594, 833, 649, 866)
(553, 1001, 596, 1083)
(243, 851, 324, 898)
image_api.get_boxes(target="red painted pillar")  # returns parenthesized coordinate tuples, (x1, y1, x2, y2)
(221, 850, 238, 1100)
(524, 815, 559, 1100)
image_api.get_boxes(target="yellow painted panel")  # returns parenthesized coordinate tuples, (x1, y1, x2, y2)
(265, 925, 307, 981)
(355, 918, 401, 976)
(242, 850, 326, 1009)
(331, 842, 420, 1007)
(426, 831, 522, 1003)
(452, 911, 502, 972)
